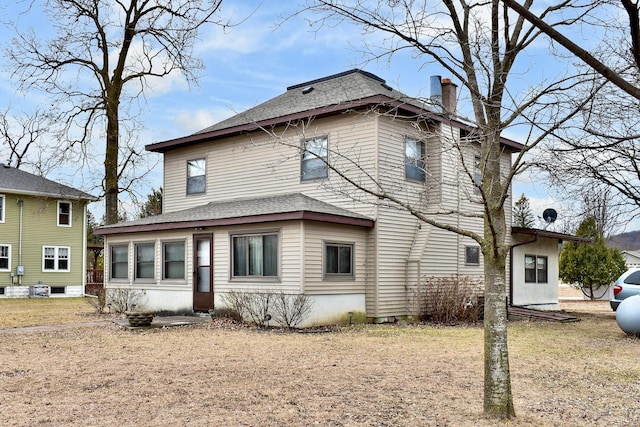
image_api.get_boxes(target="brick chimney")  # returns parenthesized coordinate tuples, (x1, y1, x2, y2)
(441, 78, 457, 115)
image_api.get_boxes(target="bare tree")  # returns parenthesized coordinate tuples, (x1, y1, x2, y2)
(0, 107, 54, 173)
(5, 0, 227, 224)
(296, 0, 606, 419)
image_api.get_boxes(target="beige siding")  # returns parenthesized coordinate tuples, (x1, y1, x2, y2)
(303, 222, 368, 295)
(162, 113, 379, 218)
(0, 194, 86, 288)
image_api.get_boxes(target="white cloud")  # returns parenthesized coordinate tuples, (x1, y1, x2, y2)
(173, 107, 236, 134)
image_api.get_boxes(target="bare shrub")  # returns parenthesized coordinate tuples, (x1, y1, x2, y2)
(221, 290, 313, 328)
(271, 291, 313, 329)
(412, 276, 483, 324)
(106, 288, 145, 314)
(85, 288, 106, 314)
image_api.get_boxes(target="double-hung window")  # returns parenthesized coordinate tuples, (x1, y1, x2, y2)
(135, 243, 155, 280)
(58, 201, 71, 226)
(405, 137, 426, 182)
(232, 232, 279, 278)
(110, 245, 129, 279)
(163, 241, 185, 280)
(43, 246, 70, 272)
(324, 242, 354, 278)
(0, 194, 5, 223)
(0, 244, 10, 271)
(525, 255, 548, 283)
(187, 158, 206, 195)
(301, 136, 328, 181)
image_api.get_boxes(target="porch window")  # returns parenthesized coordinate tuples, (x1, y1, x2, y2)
(324, 242, 354, 278)
(110, 245, 129, 279)
(405, 137, 426, 182)
(187, 158, 206, 194)
(0, 194, 4, 223)
(232, 233, 278, 278)
(301, 136, 328, 181)
(163, 241, 185, 280)
(43, 246, 70, 272)
(0, 244, 10, 271)
(525, 255, 548, 283)
(58, 201, 71, 226)
(135, 243, 155, 280)
(465, 246, 480, 265)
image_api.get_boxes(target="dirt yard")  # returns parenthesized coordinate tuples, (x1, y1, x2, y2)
(0, 293, 637, 426)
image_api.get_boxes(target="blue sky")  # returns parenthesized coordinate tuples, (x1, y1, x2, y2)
(0, 0, 604, 230)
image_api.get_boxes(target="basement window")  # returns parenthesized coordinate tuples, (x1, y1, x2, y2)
(50, 286, 66, 294)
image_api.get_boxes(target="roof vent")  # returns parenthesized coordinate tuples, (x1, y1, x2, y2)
(302, 86, 314, 94)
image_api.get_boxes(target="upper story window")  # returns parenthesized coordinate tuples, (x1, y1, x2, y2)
(43, 246, 70, 272)
(187, 158, 206, 195)
(525, 255, 548, 283)
(110, 245, 129, 280)
(405, 137, 426, 182)
(163, 241, 185, 280)
(301, 136, 328, 181)
(0, 194, 5, 223)
(135, 243, 155, 280)
(0, 244, 10, 271)
(474, 155, 482, 194)
(57, 201, 71, 226)
(232, 232, 279, 278)
(324, 242, 354, 279)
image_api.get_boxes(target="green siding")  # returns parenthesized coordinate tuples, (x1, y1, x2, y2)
(0, 194, 86, 287)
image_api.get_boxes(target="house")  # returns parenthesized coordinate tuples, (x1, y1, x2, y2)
(621, 250, 640, 268)
(95, 69, 571, 324)
(0, 164, 95, 297)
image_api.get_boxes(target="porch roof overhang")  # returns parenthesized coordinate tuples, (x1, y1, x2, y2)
(94, 193, 375, 236)
(511, 226, 592, 243)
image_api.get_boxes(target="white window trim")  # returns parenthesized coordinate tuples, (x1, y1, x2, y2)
(405, 136, 426, 182)
(134, 242, 156, 281)
(186, 158, 207, 195)
(42, 245, 71, 272)
(301, 136, 329, 181)
(57, 201, 72, 227)
(109, 244, 130, 281)
(0, 194, 5, 223)
(0, 243, 10, 272)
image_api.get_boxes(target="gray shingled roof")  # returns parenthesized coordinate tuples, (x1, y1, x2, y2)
(0, 164, 94, 200)
(195, 69, 427, 135)
(96, 193, 374, 234)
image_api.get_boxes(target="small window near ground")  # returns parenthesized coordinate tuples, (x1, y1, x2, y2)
(232, 232, 279, 278)
(301, 136, 328, 181)
(0, 244, 10, 271)
(163, 241, 185, 280)
(43, 246, 70, 272)
(0, 287, 4, 295)
(525, 254, 548, 283)
(110, 245, 129, 279)
(135, 243, 155, 280)
(465, 246, 480, 265)
(50, 286, 65, 294)
(187, 158, 206, 195)
(57, 201, 71, 226)
(405, 137, 426, 182)
(324, 242, 354, 278)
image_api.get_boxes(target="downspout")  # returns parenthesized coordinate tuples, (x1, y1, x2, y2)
(17, 199, 23, 286)
(82, 203, 88, 295)
(509, 234, 538, 306)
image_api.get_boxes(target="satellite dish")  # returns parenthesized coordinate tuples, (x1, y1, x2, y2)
(542, 208, 558, 224)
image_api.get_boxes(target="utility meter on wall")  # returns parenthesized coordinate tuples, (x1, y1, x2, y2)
(16, 265, 24, 276)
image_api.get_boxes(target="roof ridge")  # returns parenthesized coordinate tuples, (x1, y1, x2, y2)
(287, 69, 385, 90)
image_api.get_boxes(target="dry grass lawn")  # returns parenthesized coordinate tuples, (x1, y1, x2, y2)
(0, 293, 638, 426)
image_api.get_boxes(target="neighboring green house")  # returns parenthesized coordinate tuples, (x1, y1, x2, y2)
(0, 164, 94, 297)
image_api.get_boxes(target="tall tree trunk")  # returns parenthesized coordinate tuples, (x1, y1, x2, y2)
(104, 104, 119, 225)
(482, 130, 515, 418)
